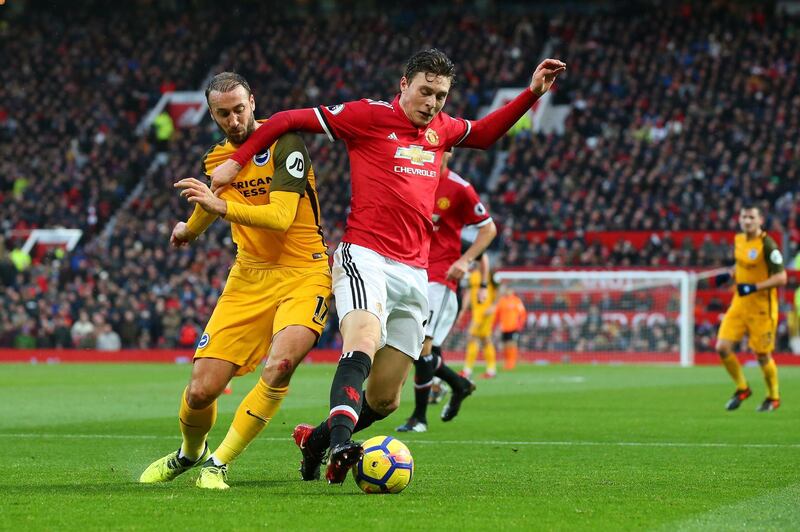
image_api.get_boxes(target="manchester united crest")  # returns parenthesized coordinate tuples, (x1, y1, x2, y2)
(425, 128, 439, 146)
(437, 197, 451, 210)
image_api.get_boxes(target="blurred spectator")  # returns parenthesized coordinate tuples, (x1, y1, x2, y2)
(71, 310, 95, 349)
(96, 322, 122, 351)
(177, 321, 200, 349)
(118, 310, 141, 349)
(152, 111, 175, 154)
(9, 244, 31, 272)
(14, 318, 37, 349)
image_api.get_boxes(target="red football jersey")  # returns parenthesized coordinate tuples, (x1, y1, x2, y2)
(314, 96, 471, 268)
(427, 169, 492, 291)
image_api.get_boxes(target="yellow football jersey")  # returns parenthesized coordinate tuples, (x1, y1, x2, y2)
(201, 130, 327, 268)
(468, 269, 496, 318)
(731, 231, 784, 310)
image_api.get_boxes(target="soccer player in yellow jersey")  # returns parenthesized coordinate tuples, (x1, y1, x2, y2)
(716, 204, 787, 412)
(139, 73, 331, 489)
(459, 258, 497, 379)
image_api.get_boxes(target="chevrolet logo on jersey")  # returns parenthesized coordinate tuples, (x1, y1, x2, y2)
(395, 145, 435, 166)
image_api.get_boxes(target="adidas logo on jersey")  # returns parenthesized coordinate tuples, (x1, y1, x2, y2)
(387, 132, 398, 140)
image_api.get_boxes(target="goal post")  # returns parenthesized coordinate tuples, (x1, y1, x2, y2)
(493, 270, 696, 367)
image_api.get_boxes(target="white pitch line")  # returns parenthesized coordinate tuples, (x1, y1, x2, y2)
(0, 433, 798, 449)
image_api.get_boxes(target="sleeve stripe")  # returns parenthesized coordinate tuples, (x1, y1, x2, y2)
(314, 107, 336, 143)
(470, 217, 493, 228)
(454, 119, 472, 146)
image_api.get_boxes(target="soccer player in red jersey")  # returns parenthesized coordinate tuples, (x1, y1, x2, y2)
(396, 148, 496, 433)
(209, 49, 565, 483)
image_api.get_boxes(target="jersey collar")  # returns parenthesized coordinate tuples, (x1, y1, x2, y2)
(392, 95, 429, 135)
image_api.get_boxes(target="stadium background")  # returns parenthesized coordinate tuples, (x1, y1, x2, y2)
(1, 0, 799, 365)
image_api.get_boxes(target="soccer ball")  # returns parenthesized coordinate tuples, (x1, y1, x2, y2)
(352, 435, 414, 494)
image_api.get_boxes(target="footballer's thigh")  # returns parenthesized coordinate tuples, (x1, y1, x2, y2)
(195, 263, 278, 376)
(365, 344, 414, 416)
(265, 267, 333, 387)
(745, 310, 778, 355)
(340, 310, 382, 358)
(717, 307, 747, 354)
(262, 326, 318, 387)
(332, 242, 388, 357)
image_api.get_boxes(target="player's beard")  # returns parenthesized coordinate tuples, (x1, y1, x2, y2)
(217, 115, 256, 146)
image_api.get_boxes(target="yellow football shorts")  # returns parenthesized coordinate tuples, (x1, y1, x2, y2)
(194, 262, 331, 376)
(469, 309, 494, 339)
(718, 303, 777, 354)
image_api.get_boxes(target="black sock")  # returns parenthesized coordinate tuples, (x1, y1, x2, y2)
(328, 350, 372, 448)
(430, 346, 443, 372)
(435, 347, 467, 393)
(353, 396, 386, 434)
(411, 354, 435, 422)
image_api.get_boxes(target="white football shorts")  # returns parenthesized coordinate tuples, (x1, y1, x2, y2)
(425, 282, 458, 347)
(332, 242, 428, 359)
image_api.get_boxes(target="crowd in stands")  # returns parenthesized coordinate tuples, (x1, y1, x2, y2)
(0, 1, 223, 238)
(493, 1, 799, 266)
(1, 1, 798, 352)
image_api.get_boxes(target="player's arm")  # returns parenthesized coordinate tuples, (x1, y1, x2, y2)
(176, 135, 311, 231)
(476, 254, 491, 304)
(208, 109, 324, 191)
(456, 283, 472, 325)
(168, 205, 217, 248)
(211, 101, 370, 191)
(737, 237, 788, 296)
(171, 153, 224, 246)
(457, 59, 566, 150)
(517, 299, 527, 331)
(446, 220, 497, 282)
(222, 134, 310, 231)
(484, 271, 499, 317)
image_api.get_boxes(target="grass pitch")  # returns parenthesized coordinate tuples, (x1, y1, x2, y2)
(2, 362, 799, 531)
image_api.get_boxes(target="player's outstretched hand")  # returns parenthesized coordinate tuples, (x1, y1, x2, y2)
(175, 178, 227, 216)
(210, 159, 243, 193)
(530, 59, 567, 96)
(170, 221, 192, 248)
(446, 257, 471, 282)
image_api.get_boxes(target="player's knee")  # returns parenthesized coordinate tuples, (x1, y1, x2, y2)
(264, 357, 295, 376)
(756, 353, 771, 365)
(262, 357, 296, 386)
(715, 342, 731, 358)
(370, 396, 401, 416)
(349, 336, 380, 357)
(185, 384, 218, 409)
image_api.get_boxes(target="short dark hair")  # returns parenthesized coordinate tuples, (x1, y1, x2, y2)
(403, 48, 456, 84)
(205, 72, 252, 102)
(741, 202, 763, 216)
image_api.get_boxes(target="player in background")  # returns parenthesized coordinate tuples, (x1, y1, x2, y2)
(459, 264, 498, 378)
(427, 252, 492, 405)
(209, 50, 565, 483)
(494, 283, 527, 371)
(715, 204, 787, 412)
(139, 73, 331, 489)
(395, 148, 497, 433)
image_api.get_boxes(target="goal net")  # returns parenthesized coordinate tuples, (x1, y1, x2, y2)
(446, 270, 696, 366)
